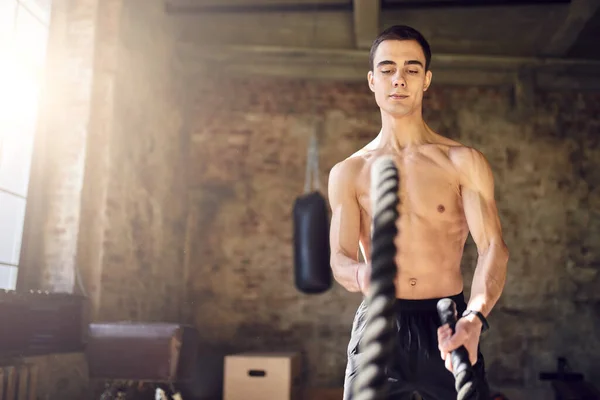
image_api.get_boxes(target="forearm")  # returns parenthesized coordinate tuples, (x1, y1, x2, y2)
(331, 252, 368, 293)
(468, 240, 509, 317)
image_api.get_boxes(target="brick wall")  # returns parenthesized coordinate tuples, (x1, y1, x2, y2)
(26, 0, 187, 315)
(25, 0, 189, 315)
(17, 0, 188, 397)
(185, 74, 600, 397)
(94, 0, 189, 322)
(19, 0, 104, 294)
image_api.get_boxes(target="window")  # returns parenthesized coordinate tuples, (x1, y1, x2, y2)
(0, 0, 51, 290)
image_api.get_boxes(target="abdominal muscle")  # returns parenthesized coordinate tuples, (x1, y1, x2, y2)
(360, 215, 468, 300)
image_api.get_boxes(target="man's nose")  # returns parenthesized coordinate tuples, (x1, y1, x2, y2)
(393, 76, 406, 88)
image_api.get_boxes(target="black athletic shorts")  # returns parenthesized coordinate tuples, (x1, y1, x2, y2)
(343, 292, 490, 400)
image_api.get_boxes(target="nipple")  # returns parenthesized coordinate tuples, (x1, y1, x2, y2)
(437, 204, 445, 213)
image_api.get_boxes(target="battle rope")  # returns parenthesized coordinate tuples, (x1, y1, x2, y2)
(437, 298, 478, 400)
(352, 156, 400, 400)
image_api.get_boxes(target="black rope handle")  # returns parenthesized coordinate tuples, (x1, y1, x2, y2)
(437, 298, 478, 400)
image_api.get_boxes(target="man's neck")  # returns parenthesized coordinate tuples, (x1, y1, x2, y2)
(377, 110, 432, 151)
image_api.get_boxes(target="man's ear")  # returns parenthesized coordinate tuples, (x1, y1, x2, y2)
(367, 70, 375, 93)
(424, 70, 433, 91)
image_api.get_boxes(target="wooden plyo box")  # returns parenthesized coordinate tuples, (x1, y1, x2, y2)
(223, 352, 302, 400)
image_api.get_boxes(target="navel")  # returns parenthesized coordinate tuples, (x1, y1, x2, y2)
(437, 204, 445, 213)
(409, 278, 417, 287)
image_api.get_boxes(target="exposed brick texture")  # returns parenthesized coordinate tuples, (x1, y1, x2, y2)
(27, 0, 188, 312)
(22, 0, 104, 294)
(76, 0, 124, 322)
(185, 74, 600, 397)
(18, 0, 187, 397)
(95, 0, 189, 322)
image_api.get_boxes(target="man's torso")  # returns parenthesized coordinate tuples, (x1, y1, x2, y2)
(349, 138, 471, 299)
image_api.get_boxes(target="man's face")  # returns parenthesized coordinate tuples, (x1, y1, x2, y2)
(367, 39, 432, 117)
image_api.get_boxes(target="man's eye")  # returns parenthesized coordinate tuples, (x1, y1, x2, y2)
(408, 70, 418, 74)
(382, 70, 392, 74)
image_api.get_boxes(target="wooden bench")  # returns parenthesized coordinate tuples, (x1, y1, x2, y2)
(86, 322, 199, 399)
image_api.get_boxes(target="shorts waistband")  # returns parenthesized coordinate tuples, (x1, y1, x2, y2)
(393, 292, 466, 312)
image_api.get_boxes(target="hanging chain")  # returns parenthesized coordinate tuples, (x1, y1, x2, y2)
(303, 1, 321, 194)
(303, 124, 321, 194)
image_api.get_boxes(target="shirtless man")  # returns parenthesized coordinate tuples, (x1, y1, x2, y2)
(327, 25, 509, 399)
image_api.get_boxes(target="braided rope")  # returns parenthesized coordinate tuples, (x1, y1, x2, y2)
(352, 157, 399, 400)
(456, 369, 477, 400)
(437, 298, 478, 400)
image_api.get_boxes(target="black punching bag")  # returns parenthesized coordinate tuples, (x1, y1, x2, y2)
(293, 191, 332, 294)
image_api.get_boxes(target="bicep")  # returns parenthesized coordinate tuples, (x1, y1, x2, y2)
(462, 187, 503, 252)
(328, 164, 362, 263)
(460, 150, 504, 252)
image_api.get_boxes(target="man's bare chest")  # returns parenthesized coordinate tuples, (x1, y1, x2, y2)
(355, 153, 464, 221)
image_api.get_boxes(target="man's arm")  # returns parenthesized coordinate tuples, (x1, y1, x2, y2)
(459, 148, 509, 318)
(328, 160, 368, 293)
(439, 147, 509, 369)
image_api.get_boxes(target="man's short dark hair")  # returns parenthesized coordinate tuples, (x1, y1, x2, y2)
(369, 25, 432, 71)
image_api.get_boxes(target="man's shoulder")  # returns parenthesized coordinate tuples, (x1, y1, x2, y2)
(426, 133, 478, 163)
(329, 155, 366, 185)
(446, 144, 494, 193)
(328, 154, 372, 204)
(447, 145, 490, 172)
(422, 135, 486, 169)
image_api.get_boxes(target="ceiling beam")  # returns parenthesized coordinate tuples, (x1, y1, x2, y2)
(380, 0, 569, 9)
(171, 0, 342, 4)
(165, 0, 570, 13)
(178, 43, 600, 69)
(165, 0, 351, 13)
(353, 0, 381, 49)
(175, 43, 600, 90)
(540, 0, 600, 56)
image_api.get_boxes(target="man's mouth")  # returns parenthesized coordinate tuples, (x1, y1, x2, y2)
(390, 94, 408, 99)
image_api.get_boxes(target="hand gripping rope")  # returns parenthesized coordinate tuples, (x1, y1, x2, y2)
(437, 299, 478, 400)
